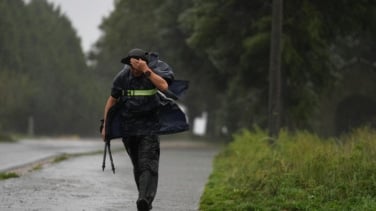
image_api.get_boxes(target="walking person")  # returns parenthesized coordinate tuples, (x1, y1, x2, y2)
(101, 48, 188, 211)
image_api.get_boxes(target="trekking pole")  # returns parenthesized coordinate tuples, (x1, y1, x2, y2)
(102, 141, 107, 171)
(102, 140, 116, 174)
(100, 119, 107, 172)
(107, 142, 116, 174)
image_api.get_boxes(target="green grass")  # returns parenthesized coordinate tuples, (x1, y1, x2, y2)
(32, 164, 43, 171)
(200, 127, 376, 210)
(52, 154, 70, 163)
(0, 172, 19, 180)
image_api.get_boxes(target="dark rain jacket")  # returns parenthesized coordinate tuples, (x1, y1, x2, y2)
(104, 53, 189, 140)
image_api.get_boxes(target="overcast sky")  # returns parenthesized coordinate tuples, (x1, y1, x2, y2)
(27, 0, 114, 53)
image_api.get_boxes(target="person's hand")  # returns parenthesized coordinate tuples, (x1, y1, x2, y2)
(130, 58, 149, 73)
(101, 124, 106, 142)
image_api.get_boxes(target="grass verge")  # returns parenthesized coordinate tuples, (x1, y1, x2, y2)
(0, 172, 19, 180)
(200, 127, 376, 210)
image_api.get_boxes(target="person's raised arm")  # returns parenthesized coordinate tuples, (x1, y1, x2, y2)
(130, 58, 168, 91)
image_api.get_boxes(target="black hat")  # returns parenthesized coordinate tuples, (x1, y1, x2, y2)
(121, 48, 148, 64)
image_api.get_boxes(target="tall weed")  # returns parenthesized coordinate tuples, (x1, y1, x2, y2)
(200, 127, 376, 210)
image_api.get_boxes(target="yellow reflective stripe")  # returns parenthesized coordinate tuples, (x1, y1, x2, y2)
(126, 89, 157, 96)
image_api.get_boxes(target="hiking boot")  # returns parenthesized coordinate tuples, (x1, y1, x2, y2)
(137, 198, 150, 211)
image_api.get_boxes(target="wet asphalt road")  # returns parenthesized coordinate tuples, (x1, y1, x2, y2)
(0, 140, 219, 211)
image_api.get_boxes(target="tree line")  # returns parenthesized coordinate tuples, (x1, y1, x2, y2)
(1, 0, 375, 137)
(0, 0, 100, 136)
(91, 0, 376, 137)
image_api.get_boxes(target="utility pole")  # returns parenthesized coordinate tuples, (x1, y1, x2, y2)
(28, 116, 34, 137)
(268, 0, 283, 141)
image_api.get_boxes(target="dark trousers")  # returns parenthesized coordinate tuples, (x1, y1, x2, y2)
(122, 135, 160, 205)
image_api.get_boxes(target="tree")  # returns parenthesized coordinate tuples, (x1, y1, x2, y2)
(91, 0, 376, 138)
(0, 0, 97, 135)
(180, 0, 376, 134)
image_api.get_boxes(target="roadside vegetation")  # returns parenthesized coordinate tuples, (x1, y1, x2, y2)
(0, 133, 16, 142)
(200, 127, 376, 210)
(0, 172, 19, 180)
